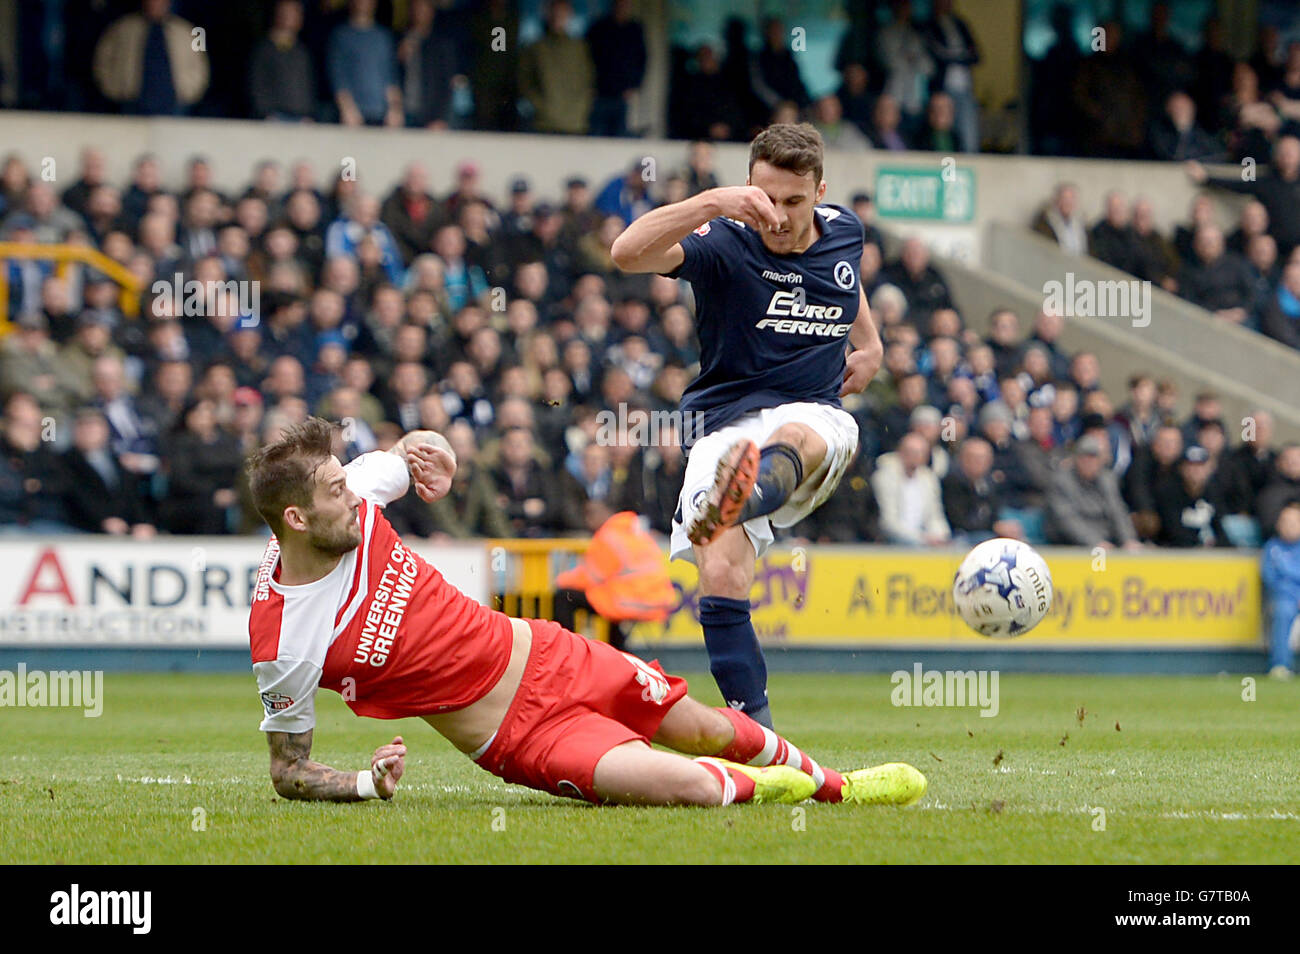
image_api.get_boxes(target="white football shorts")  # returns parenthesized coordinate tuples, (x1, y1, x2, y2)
(669, 401, 860, 563)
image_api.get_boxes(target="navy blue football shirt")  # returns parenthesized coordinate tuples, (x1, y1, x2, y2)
(664, 203, 864, 447)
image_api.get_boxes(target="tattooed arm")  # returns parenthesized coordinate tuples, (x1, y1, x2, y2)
(267, 729, 407, 801)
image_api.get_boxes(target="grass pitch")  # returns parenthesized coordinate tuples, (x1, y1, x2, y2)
(1, 671, 1296, 864)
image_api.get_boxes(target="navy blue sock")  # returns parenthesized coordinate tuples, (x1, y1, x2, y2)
(737, 443, 804, 524)
(699, 595, 772, 729)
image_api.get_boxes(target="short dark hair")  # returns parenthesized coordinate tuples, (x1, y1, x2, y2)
(749, 123, 824, 186)
(246, 416, 338, 536)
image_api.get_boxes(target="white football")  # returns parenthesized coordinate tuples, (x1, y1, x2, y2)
(952, 538, 1054, 638)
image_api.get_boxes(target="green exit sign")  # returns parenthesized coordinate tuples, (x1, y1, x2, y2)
(874, 166, 975, 222)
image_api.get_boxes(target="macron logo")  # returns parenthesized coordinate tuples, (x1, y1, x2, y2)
(50, 884, 151, 934)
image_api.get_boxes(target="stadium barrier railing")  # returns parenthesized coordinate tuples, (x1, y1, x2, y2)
(486, 537, 611, 643)
(0, 241, 144, 326)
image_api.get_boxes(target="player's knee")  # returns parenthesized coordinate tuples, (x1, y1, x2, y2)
(678, 768, 725, 806)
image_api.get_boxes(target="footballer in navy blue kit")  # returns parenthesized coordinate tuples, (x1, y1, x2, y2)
(612, 124, 882, 728)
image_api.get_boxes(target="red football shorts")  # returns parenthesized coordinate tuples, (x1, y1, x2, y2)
(473, 618, 688, 803)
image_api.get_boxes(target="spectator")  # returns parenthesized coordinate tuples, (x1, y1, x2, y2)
(1246, 234, 1281, 325)
(1032, 183, 1088, 255)
(398, 0, 461, 129)
(426, 421, 511, 538)
(1026, 307, 1071, 381)
(868, 93, 909, 151)
(984, 308, 1023, 379)
(1130, 197, 1180, 290)
(1268, 42, 1300, 130)
(249, 0, 316, 121)
(469, 0, 521, 131)
(1143, 3, 1194, 93)
(1152, 444, 1231, 547)
(93, 0, 210, 116)
(943, 436, 1021, 544)
(1178, 225, 1255, 325)
(1261, 260, 1300, 350)
(1149, 90, 1226, 162)
(1114, 374, 1162, 451)
(0, 312, 79, 426)
(325, 192, 404, 285)
(59, 313, 126, 405)
(62, 408, 155, 537)
(1222, 62, 1283, 163)
(916, 92, 958, 153)
(811, 95, 871, 150)
(669, 46, 733, 142)
(586, 0, 646, 138)
(754, 18, 811, 114)
(1044, 434, 1140, 549)
(491, 426, 561, 536)
(327, 0, 401, 127)
(1261, 503, 1300, 678)
(1, 182, 85, 245)
(881, 237, 953, 327)
(1223, 409, 1277, 519)
(871, 431, 951, 545)
(0, 393, 73, 534)
(61, 148, 109, 220)
(1228, 200, 1271, 257)
(431, 225, 489, 313)
(1173, 194, 1217, 268)
(1189, 134, 1300, 257)
(595, 163, 654, 225)
(835, 63, 875, 140)
(923, 0, 980, 151)
(1259, 444, 1300, 537)
(1194, 17, 1235, 122)
(519, 0, 595, 135)
(1090, 191, 1142, 275)
(157, 397, 244, 534)
(876, 0, 933, 135)
(979, 400, 1042, 511)
(1070, 21, 1148, 158)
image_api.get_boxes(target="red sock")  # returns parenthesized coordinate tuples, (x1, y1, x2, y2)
(715, 707, 844, 801)
(814, 768, 846, 803)
(694, 757, 756, 804)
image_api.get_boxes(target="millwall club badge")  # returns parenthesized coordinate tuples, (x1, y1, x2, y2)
(834, 260, 856, 289)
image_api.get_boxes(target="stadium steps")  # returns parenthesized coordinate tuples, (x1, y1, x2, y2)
(882, 225, 1300, 443)
(983, 224, 1300, 437)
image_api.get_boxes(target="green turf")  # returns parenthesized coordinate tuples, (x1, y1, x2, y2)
(0, 671, 1296, 864)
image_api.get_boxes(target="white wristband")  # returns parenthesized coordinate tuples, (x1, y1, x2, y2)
(356, 769, 379, 800)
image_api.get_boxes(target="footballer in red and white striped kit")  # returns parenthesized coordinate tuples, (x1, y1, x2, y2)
(245, 417, 926, 807)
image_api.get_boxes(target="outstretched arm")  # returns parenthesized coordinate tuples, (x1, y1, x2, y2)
(267, 729, 406, 802)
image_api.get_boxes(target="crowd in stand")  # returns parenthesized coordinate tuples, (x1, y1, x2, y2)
(6, 0, 1298, 159)
(1032, 139, 1300, 350)
(4, 142, 1300, 572)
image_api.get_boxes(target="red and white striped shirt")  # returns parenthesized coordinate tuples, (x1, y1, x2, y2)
(248, 451, 513, 733)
